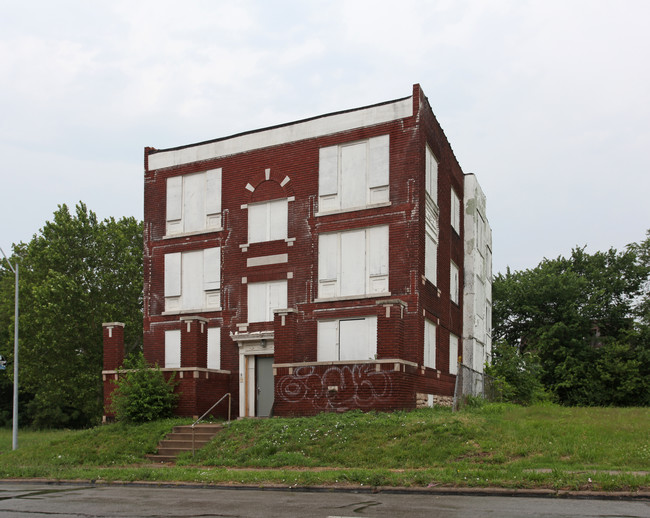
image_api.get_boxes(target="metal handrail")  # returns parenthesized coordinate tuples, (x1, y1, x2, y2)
(191, 392, 231, 456)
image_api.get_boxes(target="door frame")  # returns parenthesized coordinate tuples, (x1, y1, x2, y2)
(234, 332, 275, 417)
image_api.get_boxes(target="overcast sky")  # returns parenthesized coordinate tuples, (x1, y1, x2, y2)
(1, 0, 648, 274)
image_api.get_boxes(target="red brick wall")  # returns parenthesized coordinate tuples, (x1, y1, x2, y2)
(274, 362, 417, 416)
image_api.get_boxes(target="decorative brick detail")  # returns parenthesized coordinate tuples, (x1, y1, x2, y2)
(180, 317, 208, 368)
(102, 322, 125, 371)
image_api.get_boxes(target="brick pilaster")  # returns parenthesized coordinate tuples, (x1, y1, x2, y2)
(180, 316, 208, 368)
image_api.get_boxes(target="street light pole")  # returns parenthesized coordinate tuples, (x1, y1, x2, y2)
(0, 247, 18, 450)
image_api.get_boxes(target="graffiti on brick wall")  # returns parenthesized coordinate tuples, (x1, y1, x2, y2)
(277, 364, 393, 411)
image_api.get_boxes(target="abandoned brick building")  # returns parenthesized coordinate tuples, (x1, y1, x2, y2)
(102, 83, 492, 420)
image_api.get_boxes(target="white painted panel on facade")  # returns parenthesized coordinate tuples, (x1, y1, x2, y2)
(182, 250, 203, 310)
(449, 334, 459, 375)
(164, 253, 181, 297)
(205, 168, 222, 215)
(317, 320, 338, 361)
(165, 329, 181, 369)
(183, 173, 205, 233)
(319, 146, 338, 196)
(207, 327, 221, 370)
(203, 247, 220, 290)
(166, 176, 183, 222)
(246, 253, 289, 268)
(369, 186, 389, 204)
(368, 135, 389, 188)
(149, 97, 413, 170)
(340, 142, 367, 209)
(340, 229, 365, 296)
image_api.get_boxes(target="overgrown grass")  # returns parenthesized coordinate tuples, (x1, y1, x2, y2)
(0, 405, 648, 491)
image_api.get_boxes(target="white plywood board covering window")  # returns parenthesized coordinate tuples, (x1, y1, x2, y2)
(164, 247, 221, 312)
(248, 198, 288, 243)
(318, 225, 388, 299)
(207, 327, 221, 370)
(317, 316, 377, 362)
(449, 333, 459, 375)
(424, 319, 436, 369)
(451, 188, 461, 234)
(450, 261, 460, 304)
(165, 329, 181, 368)
(425, 146, 438, 205)
(247, 280, 287, 323)
(164, 253, 181, 297)
(318, 135, 389, 213)
(166, 169, 222, 236)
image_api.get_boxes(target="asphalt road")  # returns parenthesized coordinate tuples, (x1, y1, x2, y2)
(0, 482, 648, 518)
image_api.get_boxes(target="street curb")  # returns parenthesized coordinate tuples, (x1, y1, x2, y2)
(1, 479, 648, 501)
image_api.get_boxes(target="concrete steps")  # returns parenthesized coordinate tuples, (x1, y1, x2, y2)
(146, 423, 223, 463)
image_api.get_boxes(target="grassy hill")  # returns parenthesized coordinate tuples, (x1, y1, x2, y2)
(0, 404, 648, 491)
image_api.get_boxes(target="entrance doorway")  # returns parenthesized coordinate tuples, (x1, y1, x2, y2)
(255, 356, 274, 417)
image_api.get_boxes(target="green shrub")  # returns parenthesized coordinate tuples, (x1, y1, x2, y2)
(110, 353, 178, 422)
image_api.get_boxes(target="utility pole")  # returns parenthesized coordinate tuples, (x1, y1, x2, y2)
(0, 246, 18, 450)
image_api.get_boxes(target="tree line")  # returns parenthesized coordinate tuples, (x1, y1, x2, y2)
(1, 204, 648, 428)
(489, 231, 650, 406)
(0, 203, 143, 428)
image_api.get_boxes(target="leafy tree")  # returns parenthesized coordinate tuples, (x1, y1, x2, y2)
(110, 353, 177, 423)
(485, 340, 547, 405)
(493, 237, 650, 406)
(0, 203, 143, 427)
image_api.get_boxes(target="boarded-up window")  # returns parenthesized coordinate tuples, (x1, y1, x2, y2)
(425, 146, 438, 205)
(318, 225, 389, 299)
(317, 317, 377, 361)
(247, 280, 288, 323)
(450, 260, 460, 305)
(165, 329, 181, 368)
(449, 333, 459, 375)
(318, 135, 389, 212)
(164, 247, 221, 312)
(248, 198, 288, 243)
(451, 188, 461, 234)
(166, 169, 222, 235)
(425, 146, 439, 285)
(424, 319, 436, 369)
(207, 327, 221, 370)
